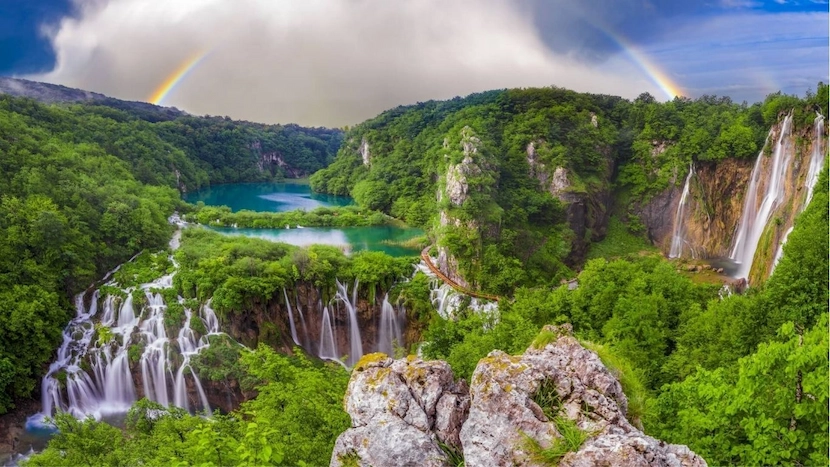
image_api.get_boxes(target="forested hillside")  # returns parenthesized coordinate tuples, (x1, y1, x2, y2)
(1, 81, 826, 466)
(0, 93, 341, 414)
(311, 85, 827, 294)
(0, 93, 342, 190)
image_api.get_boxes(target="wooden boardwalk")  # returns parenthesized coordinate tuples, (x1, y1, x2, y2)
(420, 247, 500, 302)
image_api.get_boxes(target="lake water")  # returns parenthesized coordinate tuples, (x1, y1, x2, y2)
(186, 182, 423, 257)
(184, 182, 353, 212)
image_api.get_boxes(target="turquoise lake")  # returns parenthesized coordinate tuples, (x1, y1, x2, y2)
(185, 182, 423, 257)
(184, 182, 353, 212)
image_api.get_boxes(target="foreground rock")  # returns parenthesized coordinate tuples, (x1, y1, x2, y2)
(330, 354, 470, 467)
(331, 324, 706, 467)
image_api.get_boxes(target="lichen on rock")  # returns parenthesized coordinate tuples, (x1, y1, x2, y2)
(331, 325, 706, 467)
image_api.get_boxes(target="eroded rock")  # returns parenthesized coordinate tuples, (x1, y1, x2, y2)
(330, 353, 470, 467)
(331, 326, 706, 467)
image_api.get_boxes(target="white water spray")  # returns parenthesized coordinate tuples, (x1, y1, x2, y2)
(669, 164, 695, 259)
(729, 114, 794, 280)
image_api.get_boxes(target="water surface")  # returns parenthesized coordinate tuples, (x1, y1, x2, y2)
(187, 183, 423, 257)
(184, 182, 352, 212)
(209, 226, 423, 257)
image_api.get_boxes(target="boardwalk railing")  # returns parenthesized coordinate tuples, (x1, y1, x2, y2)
(420, 247, 500, 302)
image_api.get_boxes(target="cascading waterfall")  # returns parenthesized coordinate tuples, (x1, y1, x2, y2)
(294, 294, 310, 349)
(27, 223, 225, 428)
(335, 279, 363, 367)
(729, 113, 794, 280)
(317, 306, 342, 368)
(377, 294, 405, 356)
(418, 263, 498, 321)
(770, 114, 826, 273)
(669, 164, 695, 259)
(771, 226, 794, 272)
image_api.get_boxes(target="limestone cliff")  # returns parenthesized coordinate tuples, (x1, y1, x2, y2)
(526, 139, 613, 264)
(435, 126, 496, 290)
(331, 325, 706, 467)
(637, 114, 826, 283)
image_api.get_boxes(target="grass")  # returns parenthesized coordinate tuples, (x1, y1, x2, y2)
(336, 450, 361, 467)
(522, 416, 589, 465)
(438, 441, 465, 467)
(380, 235, 429, 249)
(581, 341, 650, 429)
(530, 329, 559, 350)
(532, 379, 563, 420)
(586, 217, 658, 261)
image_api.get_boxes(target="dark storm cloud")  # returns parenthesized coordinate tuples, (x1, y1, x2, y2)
(0, 0, 73, 74)
(518, 0, 711, 61)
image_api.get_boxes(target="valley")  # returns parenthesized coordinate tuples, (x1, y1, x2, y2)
(0, 80, 826, 466)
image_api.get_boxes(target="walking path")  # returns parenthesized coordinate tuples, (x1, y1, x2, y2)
(420, 247, 500, 302)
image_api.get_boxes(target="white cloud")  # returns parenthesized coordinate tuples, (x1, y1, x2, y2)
(29, 0, 657, 126)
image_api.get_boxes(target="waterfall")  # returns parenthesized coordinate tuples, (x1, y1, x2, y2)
(335, 279, 363, 367)
(27, 248, 224, 429)
(669, 164, 695, 259)
(377, 294, 405, 356)
(729, 114, 794, 280)
(803, 114, 825, 209)
(768, 116, 825, 275)
(294, 294, 310, 349)
(283, 288, 300, 346)
(317, 306, 341, 367)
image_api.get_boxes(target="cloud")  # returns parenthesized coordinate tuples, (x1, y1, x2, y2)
(641, 11, 828, 101)
(28, 0, 658, 127)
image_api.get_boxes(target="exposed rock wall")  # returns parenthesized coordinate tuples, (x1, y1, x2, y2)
(637, 117, 826, 278)
(636, 159, 754, 258)
(331, 325, 706, 467)
(435, 126, 493, 289)
(526, 140, 613, 264)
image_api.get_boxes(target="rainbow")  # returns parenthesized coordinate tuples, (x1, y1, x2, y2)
(602, 29, 685, 100)
(148, 50, 211, 105)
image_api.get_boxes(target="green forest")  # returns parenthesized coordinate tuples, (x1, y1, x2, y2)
(0, 82, 826, 466)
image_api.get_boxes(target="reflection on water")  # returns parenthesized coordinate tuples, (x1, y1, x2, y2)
(187, 183, 423, 257)
(706, 257, 741, 278)
(210, 226, 423, 257)
(184, 182, 352, 213)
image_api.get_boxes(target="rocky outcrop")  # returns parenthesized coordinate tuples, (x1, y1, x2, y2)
(635, 159, 753, 258)
(331, 325, 706, 467)
(435, 126, 492, 289)
(330, 354, 470, 467)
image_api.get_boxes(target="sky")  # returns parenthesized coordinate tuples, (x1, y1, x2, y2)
(1, 0, 827, 127)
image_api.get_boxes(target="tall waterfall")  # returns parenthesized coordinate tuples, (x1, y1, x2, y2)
(335, 279, 363, 367)
(803, 114, 825, 209)
(768, 113, 825, 274)
(27, 225, 224, 428)
(729, 113, 794, 280)
(669, 164, 695, 259)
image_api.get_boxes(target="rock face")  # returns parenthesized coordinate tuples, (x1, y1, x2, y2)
(526, 140, 613, 264)
(637, 117, 826, 277)
(330, 354, 470, 467)
(435, 126, 491, 289)
(331, 325, 706, 467)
